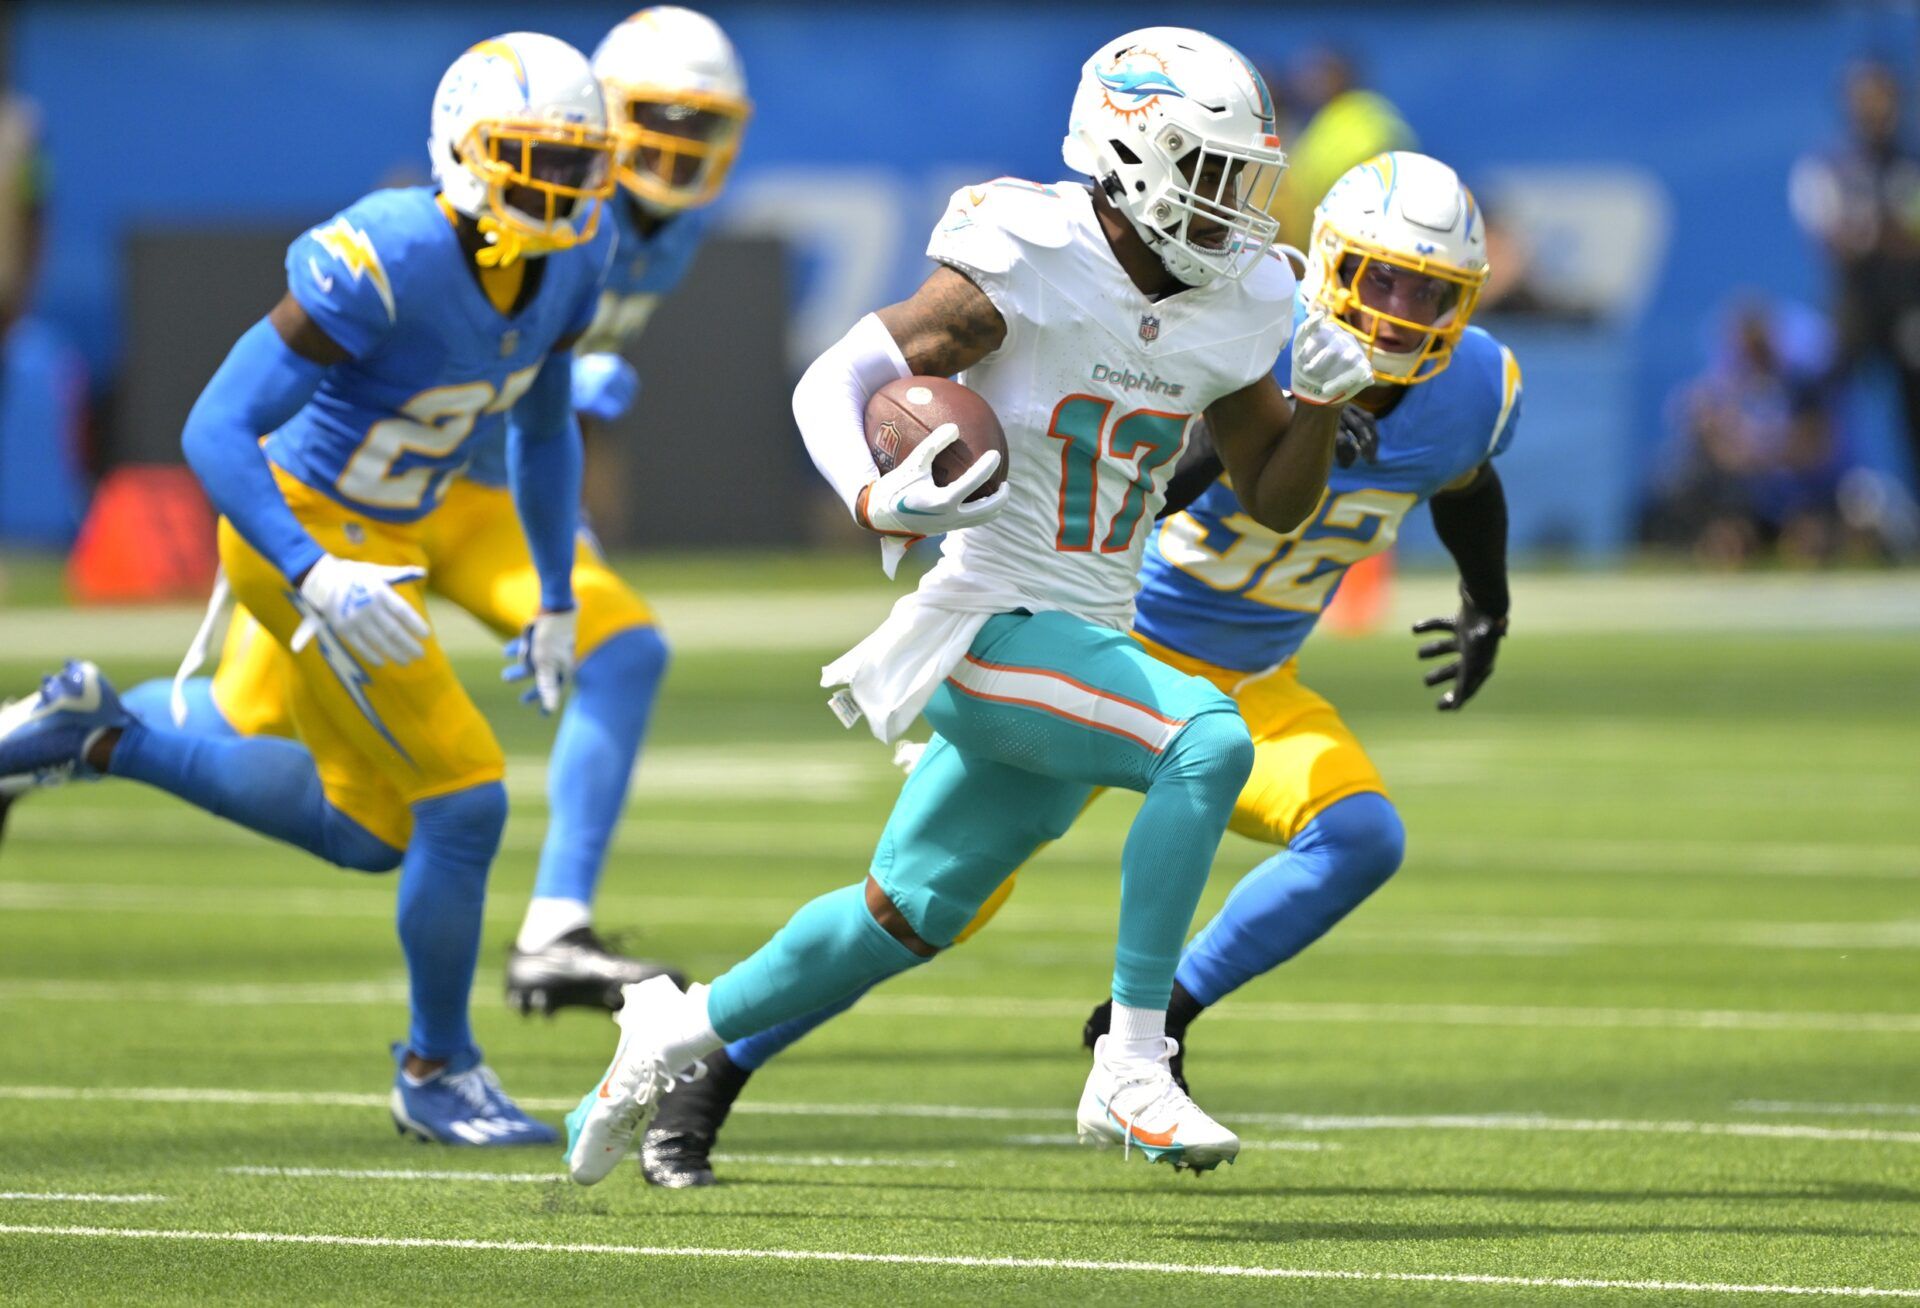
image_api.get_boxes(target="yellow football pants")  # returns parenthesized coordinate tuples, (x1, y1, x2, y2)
(946, 631, 1388, 943)
(216, 472, 654, 849)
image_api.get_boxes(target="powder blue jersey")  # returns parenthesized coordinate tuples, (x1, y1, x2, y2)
(1133, 316, 1523, 673)
(262, 186, 612, 522)
(465, 195, 708, 486)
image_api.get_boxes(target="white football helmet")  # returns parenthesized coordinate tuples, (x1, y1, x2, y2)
(1062, 27, 1287, 286)
(1301, 151, 1491, 384)
(593, 7, 751, 212)
(429, 32, 618, 265)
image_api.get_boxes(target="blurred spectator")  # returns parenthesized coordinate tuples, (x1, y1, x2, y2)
(1789, 60, 1920, 488)
(1266, 48, 1417, 249)
(0, 92, 90, 551)
(1643, 300, 1864, 566)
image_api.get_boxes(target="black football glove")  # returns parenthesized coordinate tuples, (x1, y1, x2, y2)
(1334, 403, 1380, 469)
(1411, 589, 1508, 711)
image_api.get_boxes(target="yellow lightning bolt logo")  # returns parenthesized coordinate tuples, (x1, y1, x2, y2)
(311, 218, 396, 322)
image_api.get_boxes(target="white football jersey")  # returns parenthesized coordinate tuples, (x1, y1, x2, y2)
(920, 178, 1295, 623)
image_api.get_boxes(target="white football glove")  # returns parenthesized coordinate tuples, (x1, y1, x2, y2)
(857, 423, 1008, 579)
(504, 607, 578, 715)
(291, 554, 429, 668)
(1290, 310, 1375, 407)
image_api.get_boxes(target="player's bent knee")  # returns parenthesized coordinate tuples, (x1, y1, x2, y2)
(323, 812, 405, 874)
(578, 623, 668, 688)
(1314, 791, 1406, 891)
(865, 875, 940, 958)
(1162, 709, 1256, 800)
(410, 781, 509, 864)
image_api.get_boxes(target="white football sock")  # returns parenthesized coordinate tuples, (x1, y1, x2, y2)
(516, 897, 592, 953)
(656, 982, 724, 1075)
(1108, 1002, 1167, 1065)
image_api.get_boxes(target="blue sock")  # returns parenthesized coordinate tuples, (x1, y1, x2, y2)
(1175, 791, 1406, 1005)
(724, 986, 869, 1070)
(531, 626, 667, 908)
(707, 883, 928, 1043)
(120, 677, 235, 737)
(109, 720, 400, 872)
(398, 782, 507, 1061)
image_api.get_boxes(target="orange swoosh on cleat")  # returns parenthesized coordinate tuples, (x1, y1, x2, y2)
(1108, 1108, 1178, 1148)
(597, 1079, 612, 1099)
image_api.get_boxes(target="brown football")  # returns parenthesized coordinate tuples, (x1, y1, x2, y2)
(864, 376, 1009, 502)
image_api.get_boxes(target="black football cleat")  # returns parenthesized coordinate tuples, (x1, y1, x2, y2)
(640, 1046, 752, 1188)
(1082, 996, 1191, 1094)
(505, 927, 686, 1016)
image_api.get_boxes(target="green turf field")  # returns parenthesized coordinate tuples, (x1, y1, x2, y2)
(1, 564, 1916, 1304)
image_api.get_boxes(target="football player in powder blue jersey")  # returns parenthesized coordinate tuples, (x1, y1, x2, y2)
(112, 9, 749, 1016)
(0, 32, 620, 1145)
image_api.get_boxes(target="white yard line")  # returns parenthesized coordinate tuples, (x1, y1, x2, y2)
(5, 1085, 1917, 1145)
(0, 1193, 166, 1204)
(0, 1224, 1913, 1297)
(1005, 1134, 1340, 1153)
(224, 1155, 954, 1183)
(1734, 1100, 1920, 1118)
(6, 877, 1917, 956)
(857, 995, 1920, 1034)
(8, 571, 1920, 666)
(9, 803, 1920, 882)
(226, 1167, 560, 1184)
(0, 977, 1913, 1036)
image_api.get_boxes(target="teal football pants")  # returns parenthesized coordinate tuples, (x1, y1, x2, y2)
(707, 610, 1253, 1040)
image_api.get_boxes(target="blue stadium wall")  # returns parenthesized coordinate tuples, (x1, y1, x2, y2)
(15, 1, 1912, 556)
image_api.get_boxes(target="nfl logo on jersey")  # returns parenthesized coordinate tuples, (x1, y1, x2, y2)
(1138, 314, 1160, 343)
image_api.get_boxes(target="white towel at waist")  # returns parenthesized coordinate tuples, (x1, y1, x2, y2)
(822, 572, 1132, 744)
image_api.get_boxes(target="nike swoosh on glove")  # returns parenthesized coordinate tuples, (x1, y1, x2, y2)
(291, 555, 430, 668)
(856, 422, 1008, 579)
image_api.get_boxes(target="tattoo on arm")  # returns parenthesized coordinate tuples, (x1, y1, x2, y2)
(267, 292, 350, 367)
(875, 265, 1007, 378)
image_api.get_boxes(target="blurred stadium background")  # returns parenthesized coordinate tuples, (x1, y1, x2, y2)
(3, 4, 1919, 1302)
(2, 0, 1920, 576)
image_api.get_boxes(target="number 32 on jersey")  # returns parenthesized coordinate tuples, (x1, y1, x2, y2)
(1158, 487, 1418, 613)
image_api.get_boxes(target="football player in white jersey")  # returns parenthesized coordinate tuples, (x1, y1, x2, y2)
(563, 27, 1373, 1181)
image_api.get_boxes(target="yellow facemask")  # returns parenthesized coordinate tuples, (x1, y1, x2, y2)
(609, 84, 752, 211)
(1312, 224, 1489, 385)
(457, 118, 618, 267)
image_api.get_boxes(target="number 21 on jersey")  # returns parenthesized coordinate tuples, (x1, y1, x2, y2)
(1047, 395, 1189, 553)
(335, 364, 541, 510)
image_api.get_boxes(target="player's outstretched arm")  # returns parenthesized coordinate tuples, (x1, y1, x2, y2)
(1415, 463, 1511, 710)
(1205, 310, 1375, 532)
(182, 294, 429, 667)
(180, 294, 342, 585)
(504, 344, 585, 713)
(793, 267, 1010, 572)
(1203, 375, 1339, 533)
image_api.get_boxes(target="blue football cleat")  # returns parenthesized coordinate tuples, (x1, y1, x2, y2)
(0, 661, 131, 781)
(388, 1044, 559, 1147)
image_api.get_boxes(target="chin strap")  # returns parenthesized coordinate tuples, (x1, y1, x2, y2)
(474, 214, 591, 269)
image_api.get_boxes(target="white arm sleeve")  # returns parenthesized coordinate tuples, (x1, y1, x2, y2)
(793, 312, 911, 519)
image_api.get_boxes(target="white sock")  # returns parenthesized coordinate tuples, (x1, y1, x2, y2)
(1108, 1002, 1167, 1065)
(656, 982, 724, 1074)
(516, 897, 592, 953)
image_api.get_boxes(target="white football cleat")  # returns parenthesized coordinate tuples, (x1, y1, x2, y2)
(1077, 1035, 1239, 1172)
(564, 974, 698, 1185)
